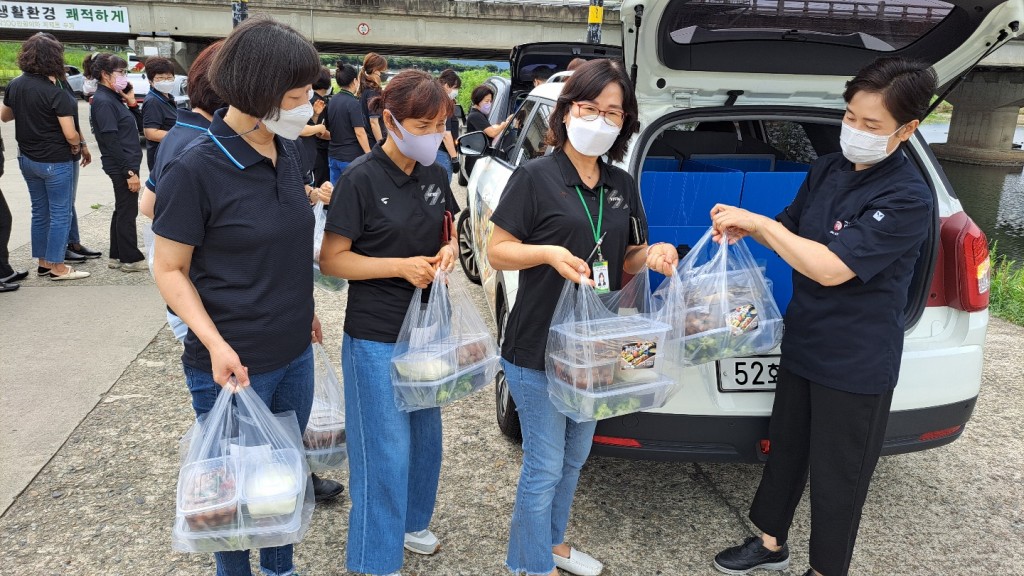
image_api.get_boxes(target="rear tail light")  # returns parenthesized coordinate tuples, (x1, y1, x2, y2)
(759, 439, 771, 454)
(919, 425, 962, 442)
(592, 435, 642, 448)
(929, 212, 990, 312)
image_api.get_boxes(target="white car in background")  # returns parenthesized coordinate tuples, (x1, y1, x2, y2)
(458, 0, 1015, 462)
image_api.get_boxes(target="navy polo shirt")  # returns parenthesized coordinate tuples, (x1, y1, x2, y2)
(777, 151, 933, 394)
(152, 109, 315, 374)
(146, 109, 211, 193)
(142, 89, 179, 170)
(324, 144, 459, 343)
(490, 149, 647, 371)
(90, 85, 142, 177)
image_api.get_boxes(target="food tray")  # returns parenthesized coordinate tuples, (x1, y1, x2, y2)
(177, 456, 240, 532)
(682, 317, 783, 366)
(393, 356, 499, 411)
(242, 449, 304, 524)
(547, 376, 676, 421)
(549, 352, 617, 391)
(391, 332, 495, 383)
(303, 407, 347, 471)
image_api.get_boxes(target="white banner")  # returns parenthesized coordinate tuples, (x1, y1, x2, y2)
(0, 2, 129, 33)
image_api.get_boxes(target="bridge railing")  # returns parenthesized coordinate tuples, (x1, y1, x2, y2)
(688, 0, 952, 22)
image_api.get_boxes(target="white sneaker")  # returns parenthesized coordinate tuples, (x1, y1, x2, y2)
(120, 260, 149, 273)
(553, 547, 603, 576)
(403, 529, 439, 555)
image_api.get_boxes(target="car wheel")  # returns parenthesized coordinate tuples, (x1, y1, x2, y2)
(494, 298, 522, 442)
(457, 210, 482, 285)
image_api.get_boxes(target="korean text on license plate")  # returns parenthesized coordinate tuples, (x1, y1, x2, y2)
(718, 356, 781, 392)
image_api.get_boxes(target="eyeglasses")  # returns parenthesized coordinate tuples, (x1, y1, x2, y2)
(112, 69, 127, 77)
(573, 102, 625, 127)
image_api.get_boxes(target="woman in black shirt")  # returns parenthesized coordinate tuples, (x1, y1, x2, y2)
(358, 52, 388, 146)
(326, 64, 370, 187)
(319, 70, 458, 576)
(488, 59, 677, 576)
(465, 84, 511, 177)
(141, 56, 179, 171)
(710, 57, 937, 576)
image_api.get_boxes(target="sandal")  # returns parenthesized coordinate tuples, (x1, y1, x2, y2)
(49, 266, 91, 281)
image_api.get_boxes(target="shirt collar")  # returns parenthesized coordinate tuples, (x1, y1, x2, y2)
(370, 144, 424, 187)
(553, 147, 610, 192)
(175, 109, 211, 131)
(206, 108, 266, 170)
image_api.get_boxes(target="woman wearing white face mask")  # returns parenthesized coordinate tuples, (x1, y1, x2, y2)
(151, 17, 327, 576)
(141, 56, 179, 171)
(319, 69, 459, 576)
(488, 59, 678, 576)
(710, 57, 937, 576)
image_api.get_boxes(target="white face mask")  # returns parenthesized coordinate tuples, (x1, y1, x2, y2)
(449, 89, 459, 100)
(262, 102, 314, 140)
(153, 80, 176, 95)
(840, 122, 905, 165)
(83, 77, 98, 94)
(566, 115, 621, 158)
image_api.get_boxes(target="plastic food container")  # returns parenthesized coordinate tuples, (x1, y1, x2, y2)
(393, 356, 499, 411)
(392, 333, 495, 383)
(455, 334, 497, 368)
(553, 316, 672, 374)
(548, 376, 676, 421)
(550, 352, 616, 391)
(682, 317, 783, 365)
(242, 449, 303, 520)
(303, 407, 347, 471)
(177, 456, 239, 532)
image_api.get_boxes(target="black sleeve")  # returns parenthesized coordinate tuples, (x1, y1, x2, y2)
(323, 169, 366, 241)
(626, 174, 648, 244)
(827, 191, 932, 283)
(489, 167, 537, 241)
(152, 152, 209, 247)
(142, 96, 163, 129)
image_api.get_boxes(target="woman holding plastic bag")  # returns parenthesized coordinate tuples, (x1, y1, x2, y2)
(318, 70, 459, 576)
(152, 17, 339, 576)
(488, 59, 677, 576)
(709, 58, 937, 576)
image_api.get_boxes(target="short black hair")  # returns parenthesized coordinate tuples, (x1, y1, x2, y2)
(17, 32, 65, 78)
(438, 69, 461, 88)
(843, 56, 938, 125)
(312, 66, 332, 91)
(335, 64, 358, 89)
(144, 56, 174, 81)
(88, 53, 127, 82)
(533, 66, 554, 82)
(546, 59, 639, 163)
(471, 84, 494, 106)
(209, 16, 321, 119)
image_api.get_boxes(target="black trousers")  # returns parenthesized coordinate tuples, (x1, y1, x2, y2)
(0, 186, 13, 278)
(749, 365, 894, 576)
(313, 147, 330, 188)
(108, 173, 144, 264)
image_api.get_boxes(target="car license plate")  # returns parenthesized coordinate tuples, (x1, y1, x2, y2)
(718, 356, 781, 392)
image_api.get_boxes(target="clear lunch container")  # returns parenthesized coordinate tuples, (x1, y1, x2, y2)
(303, 406, 347, 471)
(241, 449, 305, 527)
(552, 315, 672, 373)
(549, 352, 617, 391)
(391, 333, 497, 385)
(177, 455, 240, 532)
(392, 355, 500, 411)
(681, 317, 783, 366)
(548, 376, 676, 421)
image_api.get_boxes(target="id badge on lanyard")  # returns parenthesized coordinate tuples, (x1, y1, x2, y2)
(575, 185, 609, 294)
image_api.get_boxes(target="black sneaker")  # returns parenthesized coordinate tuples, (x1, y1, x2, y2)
(64, 249, 87, 262)
(68, 243, 101, 258)
(311, 473, 345, 503)
(713, 536, 790, 574)
(0, 270, 28, 283)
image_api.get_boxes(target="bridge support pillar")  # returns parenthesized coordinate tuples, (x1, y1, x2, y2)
(932, 68, 1024, 166)
(129, 37, 207, 71)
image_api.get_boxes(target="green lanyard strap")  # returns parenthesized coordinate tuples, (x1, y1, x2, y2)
(574, 185, 604, 245)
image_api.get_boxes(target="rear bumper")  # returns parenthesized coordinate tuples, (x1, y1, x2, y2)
(590, 396, 977, 463)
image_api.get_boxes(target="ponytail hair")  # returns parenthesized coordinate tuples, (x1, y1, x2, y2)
(359, 52, 387, 91)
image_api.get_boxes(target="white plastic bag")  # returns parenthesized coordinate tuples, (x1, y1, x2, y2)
(671, 228, 784, 366)
(172, 385, 315, 553)
(545, 270, 676, 422)
(390, 270, 499, 411)
(312, 202, 347, 292)
(304, 344, 346, 471)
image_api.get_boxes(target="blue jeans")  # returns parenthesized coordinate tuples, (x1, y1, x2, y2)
(328, 158, 350, 189)
(183, 344, 315, 576)
(342, 334, 442, 575)
(503, 360, 597, 575)
(19, 156, 74, 263)
(68, 161, 81, 244)
(435, 151, 453, 182)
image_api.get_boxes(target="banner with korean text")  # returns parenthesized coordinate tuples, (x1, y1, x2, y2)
(0, 2, 129, 33)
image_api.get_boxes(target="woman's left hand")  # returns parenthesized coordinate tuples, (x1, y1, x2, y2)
(435, 244, 456, 273)
(645, 243, 679, 276)
(316, 181, 334, 205)
(710, 204, 767, 244)
(311, 313, 323, 344)
(80, 145, 92, 167)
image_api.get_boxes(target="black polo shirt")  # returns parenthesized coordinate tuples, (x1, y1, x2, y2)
(3, 73, 77, 163)
(777, 151, 932, 394)
(299, 92, 328, 176)
(152, 109, 314, 374)
(360, 88, 385, 146)
(326, 90, 365, 162)
(90, 85, 143, 177)
(490, 148, 647, 371)
(146, 109, 211, 193)
(324, 144, 459, 343)
(142, 89, 179, 170)
(438, 114, 458, 152)
(466, 109, 489, 134)
(57, 80, 84, 163)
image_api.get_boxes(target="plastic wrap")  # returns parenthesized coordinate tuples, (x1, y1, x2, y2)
(390, 270, 500, 411)
(303, 344, 346, 471)
(545, 270, 676, 422)
(172, 385, 315, 553)
(312, 202, 347, 292)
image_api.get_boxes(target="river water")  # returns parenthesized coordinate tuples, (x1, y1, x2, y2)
(917, 123, 1024, 263)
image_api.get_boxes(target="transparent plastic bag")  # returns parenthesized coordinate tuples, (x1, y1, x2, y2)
(172, 384, 315, 553)
(545, 270, 676, 422)
(143, 220, 155, 277)
(304, 343, 346, 472)
(390, 270, 500, 411)
(312, 202, 347, 292)
(673, 228, 784, 366)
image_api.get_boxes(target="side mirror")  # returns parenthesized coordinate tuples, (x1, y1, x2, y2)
(458, 131, 489, 157)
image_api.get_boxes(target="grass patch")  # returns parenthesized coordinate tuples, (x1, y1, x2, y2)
(988, 243, 1024, 326)
(0, 41, 127, 87)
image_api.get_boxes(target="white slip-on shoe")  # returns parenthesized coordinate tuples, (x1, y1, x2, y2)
(553, 547, 604, 576)
(403, 529, 439, 555)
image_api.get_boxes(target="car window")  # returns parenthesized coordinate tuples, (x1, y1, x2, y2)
(512, 103, 552, 167)
(494, 99, 536, 164)
(65, 66, 80, 76)
(763, 121, 819, 164)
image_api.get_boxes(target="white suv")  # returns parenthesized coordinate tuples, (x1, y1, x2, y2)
(458, 0, 1017, 462)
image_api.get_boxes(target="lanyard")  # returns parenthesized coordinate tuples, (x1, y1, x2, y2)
(574, 185, 605, 247)
(338, 90, 355, 98)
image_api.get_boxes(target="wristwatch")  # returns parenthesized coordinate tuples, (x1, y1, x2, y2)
(126, 169, 136, 179)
